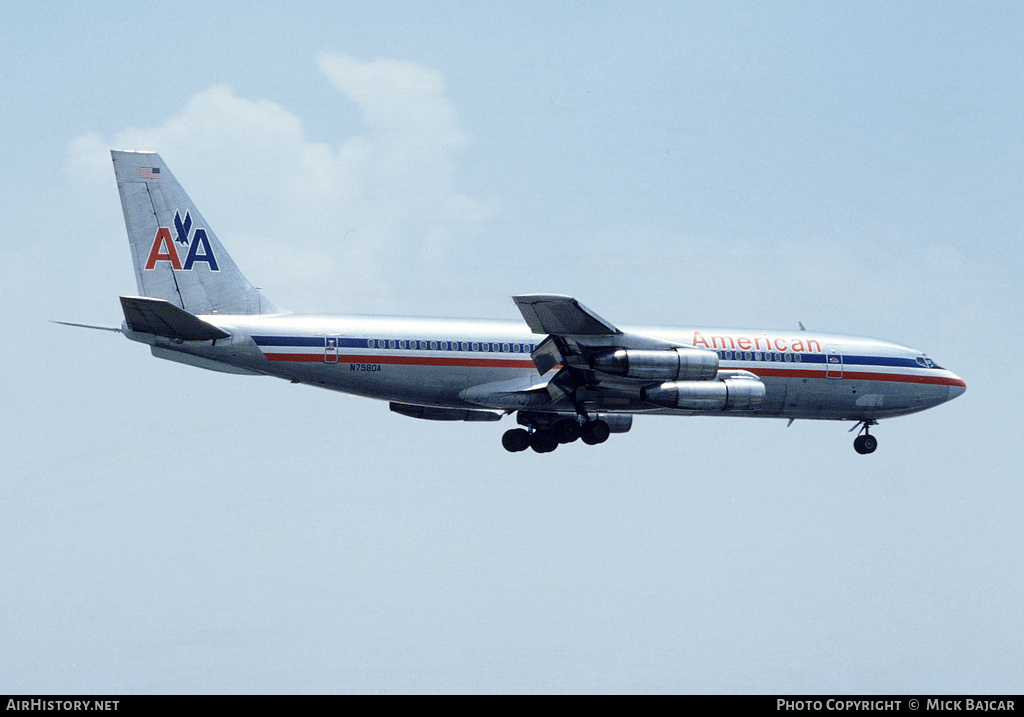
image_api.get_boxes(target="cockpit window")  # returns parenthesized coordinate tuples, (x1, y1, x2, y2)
(916, 355, 942, 369)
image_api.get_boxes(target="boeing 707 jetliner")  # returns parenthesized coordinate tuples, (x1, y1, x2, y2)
(62, 151, 966, 454)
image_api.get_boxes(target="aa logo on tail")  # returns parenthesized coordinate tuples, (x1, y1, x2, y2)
(144, 211, 219, 271)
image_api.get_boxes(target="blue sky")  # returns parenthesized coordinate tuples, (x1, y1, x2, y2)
(2, 1, 1022, 693)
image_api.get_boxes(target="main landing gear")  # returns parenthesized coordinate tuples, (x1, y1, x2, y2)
(851, 420, 878, 454)
(502, 415, 614, 453)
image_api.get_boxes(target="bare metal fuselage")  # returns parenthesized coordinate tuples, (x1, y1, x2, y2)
(128, 311, 965, 423)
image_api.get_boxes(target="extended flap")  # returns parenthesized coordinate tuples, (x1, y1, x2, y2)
(530, 334, 564, 375)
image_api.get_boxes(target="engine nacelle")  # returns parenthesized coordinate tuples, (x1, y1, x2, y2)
(593, 413, 633, 434)
(641, 376, 766, 411)
(591, 347, 718, 382)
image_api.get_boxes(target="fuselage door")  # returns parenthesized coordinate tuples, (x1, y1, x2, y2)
(825, 345, 843, 378)
(325, 337, 338, 363)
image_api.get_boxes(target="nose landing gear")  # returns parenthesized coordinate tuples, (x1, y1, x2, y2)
(851, 420, 878, 454)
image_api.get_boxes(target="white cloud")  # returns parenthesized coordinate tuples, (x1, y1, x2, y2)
(65, 53, 499, 313)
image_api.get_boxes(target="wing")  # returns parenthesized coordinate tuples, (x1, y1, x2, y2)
(509, 295, 763, 414)
(512, 294, 621, 336)
(513, 294, 672, 375)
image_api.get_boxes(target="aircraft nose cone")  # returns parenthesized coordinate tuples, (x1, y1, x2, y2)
(947, 378, 967, 401)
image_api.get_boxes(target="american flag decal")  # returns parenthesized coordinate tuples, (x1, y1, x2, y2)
(140, 167, 160, 179)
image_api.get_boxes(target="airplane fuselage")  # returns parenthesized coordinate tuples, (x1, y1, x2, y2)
(127, 312, 965, 423)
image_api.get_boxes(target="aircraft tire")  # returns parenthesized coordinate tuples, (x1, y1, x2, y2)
(854, 434, 878, 454)
(553, 418, 581, 444)
(581, 419, 610, 445)
(502, 428, 531, 452)
(530, 430, 559, 453)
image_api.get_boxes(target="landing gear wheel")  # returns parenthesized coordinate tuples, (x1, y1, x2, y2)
(502, 428, 530, 452)
(580, 419, 610, 445)
(552, 418, 582, 444)
(530, 430, 559, 453)
(853, 434, 878, 454)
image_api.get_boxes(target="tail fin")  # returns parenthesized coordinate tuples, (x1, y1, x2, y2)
(111, 150, 282, 315)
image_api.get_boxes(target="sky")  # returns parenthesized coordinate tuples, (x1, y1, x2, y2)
(2, 1, 1022, 694)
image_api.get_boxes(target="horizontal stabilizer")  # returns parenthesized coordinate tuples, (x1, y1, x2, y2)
(120, 296, 230, 341)
(513, 294, 621, 335)
(51, 320, 121, 333)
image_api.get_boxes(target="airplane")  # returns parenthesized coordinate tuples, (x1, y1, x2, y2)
(59, 150, 966, 455)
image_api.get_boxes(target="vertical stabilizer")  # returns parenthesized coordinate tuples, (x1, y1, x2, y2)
(111, 150, 282, 315)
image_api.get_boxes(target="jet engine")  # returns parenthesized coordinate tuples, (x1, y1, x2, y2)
(641, 375, 765, 411)
(590, 347, 718, 382)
